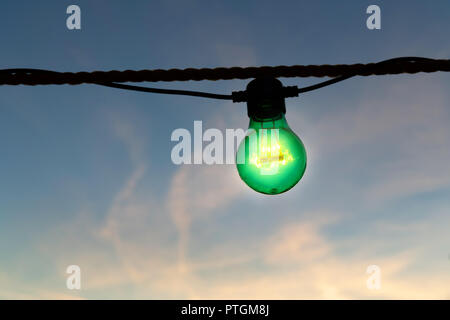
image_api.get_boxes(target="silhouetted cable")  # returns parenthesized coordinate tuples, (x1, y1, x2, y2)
(98, 82, 232, 100)
(0, 57, 449, 101)
(1, 57, 448, 85)
(0, 68, 233, 100)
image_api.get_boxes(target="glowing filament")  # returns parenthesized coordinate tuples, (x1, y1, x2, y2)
(249, 142, 294, 168)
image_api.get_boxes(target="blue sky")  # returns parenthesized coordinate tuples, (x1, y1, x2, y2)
(1, 0, 450, 299)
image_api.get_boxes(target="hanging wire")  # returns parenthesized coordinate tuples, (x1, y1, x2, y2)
(96, 82, 232, 100)
(296, 57, 439, 94)
(0, 57, 449, 101)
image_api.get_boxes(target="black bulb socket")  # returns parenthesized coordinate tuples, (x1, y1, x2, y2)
(246, 77, 286, 121)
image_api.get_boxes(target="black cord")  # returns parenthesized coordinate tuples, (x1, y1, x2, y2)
(95, 57, 442, 100)
(96, 82, 232, 100)
(297, 75, 353, 94)
(0, 57, 443, 102)
(0, 68, 233, 100)
(296, 57, 436, 94)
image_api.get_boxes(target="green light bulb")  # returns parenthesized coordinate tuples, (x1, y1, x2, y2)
(236, 114, 307, 195)
(234, 77, 307, 195)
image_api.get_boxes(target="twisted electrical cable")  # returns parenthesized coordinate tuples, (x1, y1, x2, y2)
(0, 57, 449, 101)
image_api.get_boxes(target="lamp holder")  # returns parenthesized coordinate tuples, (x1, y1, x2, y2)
(231, 77, 299, 120)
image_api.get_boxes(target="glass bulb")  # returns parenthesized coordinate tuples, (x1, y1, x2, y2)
(236, 114, 307, 195)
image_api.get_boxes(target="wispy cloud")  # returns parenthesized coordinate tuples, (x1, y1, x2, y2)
(3, 76, 450, 299)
